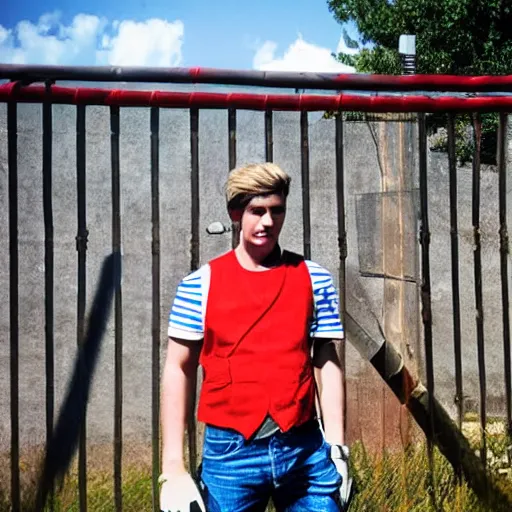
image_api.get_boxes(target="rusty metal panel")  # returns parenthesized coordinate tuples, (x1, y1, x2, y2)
(351, 119, 421, 456)
(355, 190, 419, 282)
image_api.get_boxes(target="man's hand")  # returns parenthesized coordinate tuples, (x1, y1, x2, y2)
(330, 444, 354, 511)
(159, 471, 206, 512)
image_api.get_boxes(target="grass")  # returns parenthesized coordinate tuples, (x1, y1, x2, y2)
(2, 421, 512, 511)
(347, 442, 485, 512)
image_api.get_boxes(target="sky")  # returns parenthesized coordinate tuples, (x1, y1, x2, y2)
(0, 0, 360, 72)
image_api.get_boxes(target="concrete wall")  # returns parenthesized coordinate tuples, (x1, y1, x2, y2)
(0, 103, 510, 452)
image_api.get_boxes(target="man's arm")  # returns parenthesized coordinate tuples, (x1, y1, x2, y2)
(160, 336, 202, 475)
(313, 339, 355, 511)
(313, 339, 345, 446)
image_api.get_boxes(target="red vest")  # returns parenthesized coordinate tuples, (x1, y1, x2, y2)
(197, 249, 316, 439)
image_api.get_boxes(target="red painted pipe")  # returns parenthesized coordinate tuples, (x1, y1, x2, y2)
(1, 82, 511, 113)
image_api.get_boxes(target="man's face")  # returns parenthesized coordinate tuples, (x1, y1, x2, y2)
(240, 193, 286, 249)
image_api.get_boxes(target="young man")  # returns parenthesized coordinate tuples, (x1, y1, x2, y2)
(159, 163, 352, 512)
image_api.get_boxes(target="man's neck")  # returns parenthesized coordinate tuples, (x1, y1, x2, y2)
(235, 243, 282, 271)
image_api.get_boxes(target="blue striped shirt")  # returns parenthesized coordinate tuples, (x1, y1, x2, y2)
(168, 260, 344, 341)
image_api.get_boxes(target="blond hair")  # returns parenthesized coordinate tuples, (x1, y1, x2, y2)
(226, 163, 291, 210)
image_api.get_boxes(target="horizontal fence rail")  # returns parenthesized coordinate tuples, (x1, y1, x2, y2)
(2, 66, 512, 512)
(4, 83, 512, 112)
(3, 64, 512, 92)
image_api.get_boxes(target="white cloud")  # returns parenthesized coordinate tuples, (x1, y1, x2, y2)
(253, 41, 278, 70)
(0, 26, 9, 46)
(0, 11, 184, 67)
(253, 34, 355, 73)
(98, 19, 184, 67)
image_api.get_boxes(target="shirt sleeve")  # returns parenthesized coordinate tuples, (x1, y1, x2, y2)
(306, 261, 344, 340)
(167, 265, 210, 341)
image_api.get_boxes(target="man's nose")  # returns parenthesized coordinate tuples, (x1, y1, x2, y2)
(261, 211, 274, 227)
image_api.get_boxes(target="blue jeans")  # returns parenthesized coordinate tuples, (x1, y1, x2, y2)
(199, 420, 342, 512)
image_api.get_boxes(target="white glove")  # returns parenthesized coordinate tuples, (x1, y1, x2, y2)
(159, 471, 206, 512)
(330, 445, 354, 511)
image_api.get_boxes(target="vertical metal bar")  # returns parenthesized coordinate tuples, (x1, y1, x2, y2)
(191, 109, 200, 273)
(8, 99, 20, 512)
(42, 84, 55, 511)
(228, 108, 239, 248)
(150, 107, 161, 511)
(498, 113, 512, 436)
(188, 108, 200, 479)
(76, 104, 88, 512)
(447, 114, 464, 431)
(335, 115, 347, 435)
(418, 113, 436, 506)
(265, 110, 273, 162)
(472, 113, 487, 467)
(300, 111, 311, 260)
(110, 105, 123, 511)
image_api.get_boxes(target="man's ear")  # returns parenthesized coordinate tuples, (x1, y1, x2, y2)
(228, 208, 242, 223)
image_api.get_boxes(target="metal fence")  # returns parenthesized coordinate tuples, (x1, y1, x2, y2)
(1, 65, 512, 511)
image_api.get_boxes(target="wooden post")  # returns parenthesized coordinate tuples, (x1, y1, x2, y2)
(379, 119, 420, 451)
